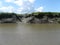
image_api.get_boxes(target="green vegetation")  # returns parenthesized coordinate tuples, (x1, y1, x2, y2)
(0, 12, 60, 18)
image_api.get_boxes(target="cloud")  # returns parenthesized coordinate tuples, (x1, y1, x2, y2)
(14, 0, 35, 14)
(0, 1, 15, 13)
(29, 0, 35, 3)
(13, 0, 35, 6)
(0, 6, 15, 13)
(4, 0, 44, 14)
(5, 0, 35, 14)
(5, 0, 35, 3)
(5, 0, 12, 2)
(0, 1, 3, 7)
(35, 6, 44, 12)
(14, 0, 24, 6)
(16, 6, 34, 14)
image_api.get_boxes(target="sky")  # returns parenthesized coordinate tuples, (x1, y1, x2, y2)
(0, 0, 60, 14)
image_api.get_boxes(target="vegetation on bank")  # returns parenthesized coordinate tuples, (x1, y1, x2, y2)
(0, 12, 60, 18)
(0, 12, 60, 23)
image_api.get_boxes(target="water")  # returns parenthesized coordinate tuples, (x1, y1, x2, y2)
(0, 23, 60, 45)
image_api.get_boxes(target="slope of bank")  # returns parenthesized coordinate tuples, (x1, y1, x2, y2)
(0, 12, 60, 24)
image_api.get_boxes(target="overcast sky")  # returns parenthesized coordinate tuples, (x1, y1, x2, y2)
(0, 0, 60, 14)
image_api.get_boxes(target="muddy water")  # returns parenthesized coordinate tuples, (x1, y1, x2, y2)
(0, 23, 60, 45)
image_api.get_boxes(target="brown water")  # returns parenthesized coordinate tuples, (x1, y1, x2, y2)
(0, 23, 60, 45)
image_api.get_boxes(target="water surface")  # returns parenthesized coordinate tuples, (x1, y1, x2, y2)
(0, 23, 60, 45)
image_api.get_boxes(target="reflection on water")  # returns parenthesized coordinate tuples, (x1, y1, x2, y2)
(0, 24, 60, 45)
